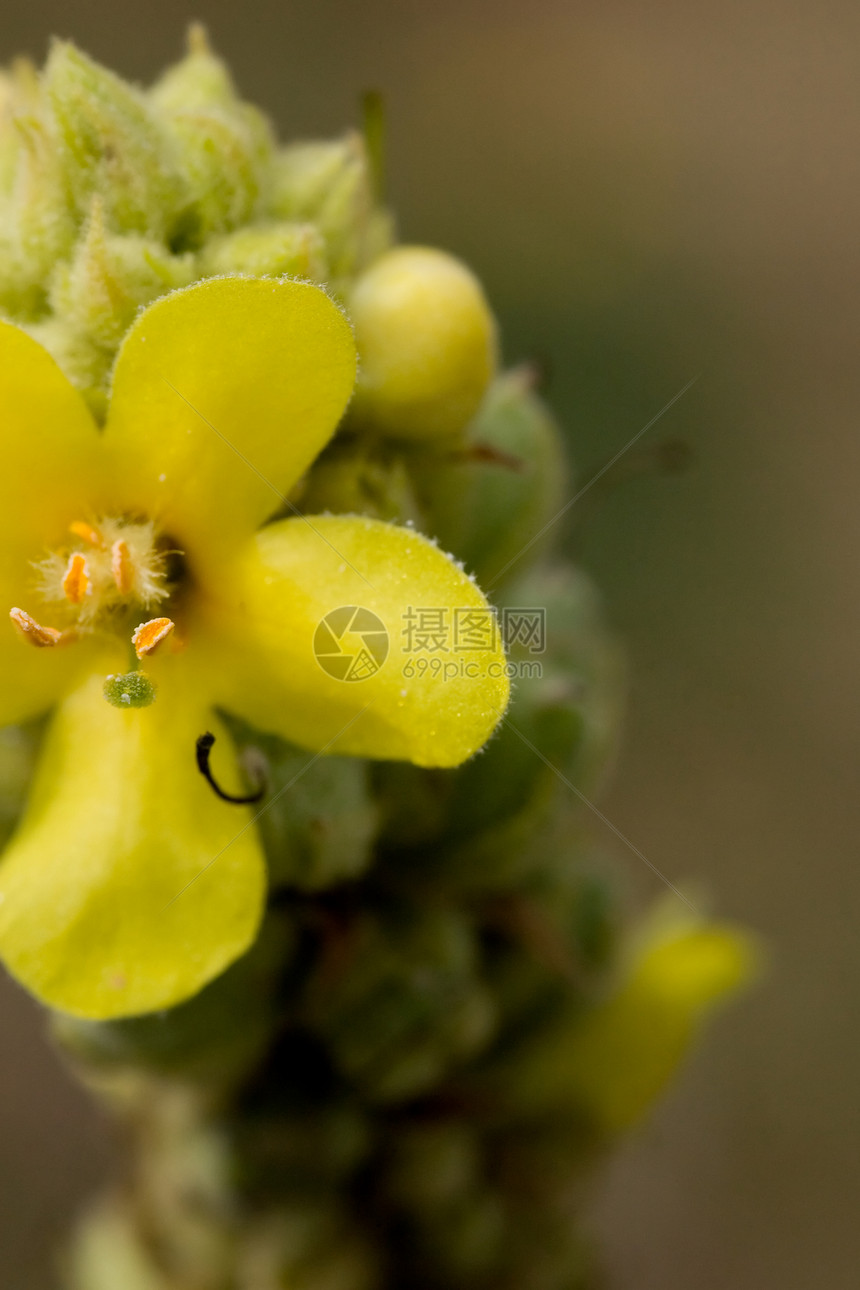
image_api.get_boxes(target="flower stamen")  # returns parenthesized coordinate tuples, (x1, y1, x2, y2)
(9, 607, 68, 647)
(111, 538, 134, 594)
(132, 617, 175, 659)
(69, 520, 103, 547)
(62, 552, 90, 604)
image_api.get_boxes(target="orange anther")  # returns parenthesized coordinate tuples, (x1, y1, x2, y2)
(131, 616, 175, 659)
(10, 607, 64, 647)
(69, 520, 103, 547)
(62, 552, 90, 604)
(111, 538, 134, 594)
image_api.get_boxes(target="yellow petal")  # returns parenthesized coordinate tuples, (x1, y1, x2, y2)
(0, 322, 102, 725)
(512, 914, 758, 1133)
(0, 668, 266, 1019)
(201, 515, 510, 767)
(102, 277, 357, 575)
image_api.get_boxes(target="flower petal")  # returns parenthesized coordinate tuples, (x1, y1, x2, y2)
(0, 668, 266, 1018)
(102, 277, 357, 574)
(201, 515, 510, 767)
(0, 322, 102, 725)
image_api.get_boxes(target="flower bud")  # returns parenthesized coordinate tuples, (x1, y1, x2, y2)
(381, 1122, 480, 1212)
(268, 134, 388, 280)
(198, 221, 327, 280)
(50, 199, 195, 351)
(298, 440, 423, 525)
(0, 115, 77, 318)
(411, 366, 568, 584)
(346, 246, 497, 441)
(149, 29, 274, 243)
(235, 1203, 378, 1290)
(45, 42, 188, 237)
(413, 1189, 506, 1283)
(507, 909, 758, 1132)
(304, 905, 496, 1101)
(149, 23, 238, 114)
(226, 720, 379, 892)
(376, 564, 622, 894)
(158, 106, 273, 244)
(0, 59, 40, 193)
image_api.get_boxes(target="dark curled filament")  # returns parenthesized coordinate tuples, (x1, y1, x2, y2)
(196, 732, 266, 805)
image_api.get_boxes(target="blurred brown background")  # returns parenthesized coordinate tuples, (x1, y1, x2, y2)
(2, 1, 858, 1285)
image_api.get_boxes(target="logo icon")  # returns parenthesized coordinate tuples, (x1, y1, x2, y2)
(314, 606, 389, 682)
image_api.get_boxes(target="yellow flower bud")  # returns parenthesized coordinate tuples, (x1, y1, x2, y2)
(347, 246, 497, 441)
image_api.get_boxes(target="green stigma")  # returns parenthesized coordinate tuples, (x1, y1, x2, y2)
(103, 671, 157, 709)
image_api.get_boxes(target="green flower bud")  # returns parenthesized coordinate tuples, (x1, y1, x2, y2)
(376, 565, 622, 894)
(45, 42, 188, 237)
(304, 905, 496, 1101)
(268, 134, 391, 282)
(236, 1204, 378, 1290)
(50, 198, 195, 351)
(198, 221, 327, 280)
(234, 1103, 371, 1192)
(413, 1190, 506, 1283)
(149, 24, 239, 114)
(298, 439, 424, 525)
(502, 562, 625, 789)
(148, 29, 275, 245)
(158, 107, 273, 246)
(0, 115, 77, 318)
(411, 366, 569, 585)
(345, 246, 497, 441)
(381, 1121, 480, 1213)
(103, 671, 157, 708)
(0, 59, 40, 193)
(269, 139, 359, 217)
(225, 720, 379, 891)
(66, 1198, 173, 1290)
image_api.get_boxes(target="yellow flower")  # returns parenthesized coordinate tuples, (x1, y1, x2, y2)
(510, 906, 758, 1133)
(0, 276, 509, 1020)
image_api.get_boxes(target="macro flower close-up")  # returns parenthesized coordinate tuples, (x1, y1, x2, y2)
(10, 13, 840, 1290)
(0, 275, 508, 1021)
